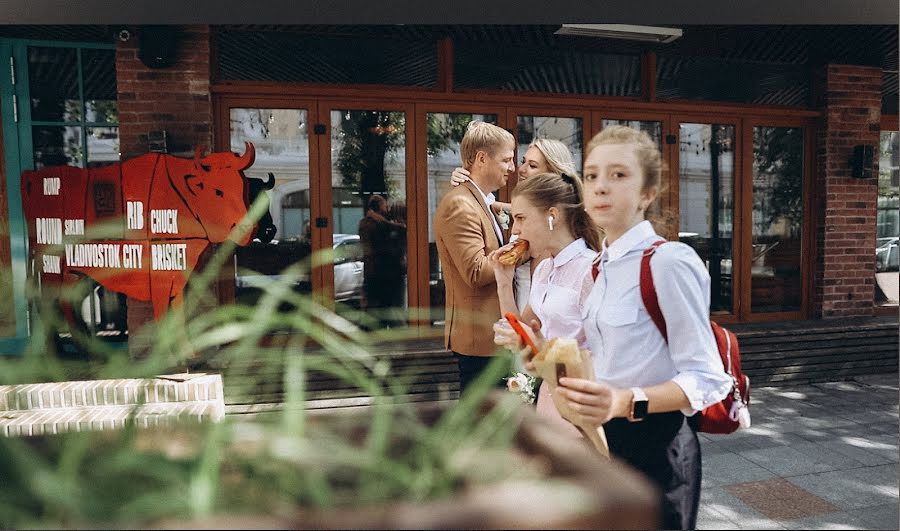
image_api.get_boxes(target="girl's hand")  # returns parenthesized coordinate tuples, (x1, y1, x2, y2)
(450, 167, 470, 186)
(488, 245, 517, 286)
(556, 378, 631, 427)
(492, 318, 544, 375)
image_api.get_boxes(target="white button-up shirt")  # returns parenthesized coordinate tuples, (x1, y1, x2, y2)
(530, 238, 596, 348)
(583, 221, 732, 415)
(468, 180, 503, 244)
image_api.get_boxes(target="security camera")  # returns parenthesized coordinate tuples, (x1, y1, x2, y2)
(118, 29, 131, 42)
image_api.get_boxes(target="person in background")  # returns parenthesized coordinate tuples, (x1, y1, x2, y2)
(434, 121, 516, 393)
(451, 138, 580, 312)
(490, 172, 599, 437)
(358, 194, 407, 328)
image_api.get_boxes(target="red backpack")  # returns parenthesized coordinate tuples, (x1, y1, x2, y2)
(639, 240, 750, 434)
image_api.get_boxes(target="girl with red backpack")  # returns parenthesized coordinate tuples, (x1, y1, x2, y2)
(516, 125, 733, 529)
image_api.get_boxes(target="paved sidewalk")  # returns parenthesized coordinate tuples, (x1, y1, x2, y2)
(697, 374, 899, 530)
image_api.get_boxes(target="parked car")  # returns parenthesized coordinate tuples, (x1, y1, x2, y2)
(875, 237, 898, 273)
(235, 233, 364, 305)
(332, 234, 364, 303)
(875, 237, 899, 305)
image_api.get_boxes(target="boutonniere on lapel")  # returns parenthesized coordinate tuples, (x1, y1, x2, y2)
(497, 208, 512, 230)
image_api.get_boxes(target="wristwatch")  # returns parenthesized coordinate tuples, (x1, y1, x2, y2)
(628, 387, 649, 422)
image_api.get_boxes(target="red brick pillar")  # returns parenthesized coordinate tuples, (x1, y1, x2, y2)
(115, 25, 214, 357)
(814, 65, 882, 318)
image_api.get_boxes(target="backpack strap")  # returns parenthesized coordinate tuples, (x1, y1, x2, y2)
(639, 240, 668, 342)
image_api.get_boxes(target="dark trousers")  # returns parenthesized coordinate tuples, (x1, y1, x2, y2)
(453, 353, 506, 395)
(604, 412, 702, 530)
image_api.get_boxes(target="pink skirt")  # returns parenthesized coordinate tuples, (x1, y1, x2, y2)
(536, 380, 583, 439)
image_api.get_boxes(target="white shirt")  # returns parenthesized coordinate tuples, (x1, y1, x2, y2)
(513, 263, 531, 314)
(583, 221, 732, 415)
(530, 238, 596, 349)
(468, 180, 503, 244)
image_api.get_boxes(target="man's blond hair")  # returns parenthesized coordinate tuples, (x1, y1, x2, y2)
(460, 121, 514, 169)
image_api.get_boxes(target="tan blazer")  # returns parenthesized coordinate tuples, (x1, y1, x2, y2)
(435, 181, 504, 356)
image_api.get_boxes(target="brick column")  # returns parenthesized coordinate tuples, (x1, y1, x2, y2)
(814, 65, 882, 318)
(115, 25, 214, 356)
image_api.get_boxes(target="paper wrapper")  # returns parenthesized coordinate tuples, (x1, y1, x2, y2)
(532, 338, 610, 458)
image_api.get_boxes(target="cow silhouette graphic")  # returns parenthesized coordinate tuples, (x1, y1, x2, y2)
(21, 143, 257, 321)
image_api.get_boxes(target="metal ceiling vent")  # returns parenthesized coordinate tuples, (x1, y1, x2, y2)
(555, 24, 683, 44)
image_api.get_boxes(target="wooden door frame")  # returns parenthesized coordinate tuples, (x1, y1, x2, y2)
(315, 100, 417, 311)
(412, 103, 507, 328)
(875, 114, 899, 316)
(213, 95, 322, 305)
(741, 116, 817, 323)
(214, 86, 829, 326)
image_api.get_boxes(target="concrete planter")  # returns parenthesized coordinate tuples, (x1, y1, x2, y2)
(154, 397, 660, 530)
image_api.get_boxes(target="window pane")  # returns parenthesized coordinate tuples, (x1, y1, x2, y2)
(678, 123, 736, 313)
(516, 116, 583, 174)
(426, 113, 498, 326)
(601, 120, 663, 151)
(33, 126, 82, 168)
(86, 127, 119, 167)
(28, 46, 81, 122)
(751, 126, 804, 313)
(82, 48, 117, 124)
(875, 130, 899, 306)
(330, 109, 408, 327)
(229, 108, 313, 310)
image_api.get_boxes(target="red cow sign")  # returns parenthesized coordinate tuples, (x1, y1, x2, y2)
(21, 143, 256, 321)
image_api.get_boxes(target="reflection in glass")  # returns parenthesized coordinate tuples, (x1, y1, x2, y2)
(28, 47, 81, 122)
(751, 127, 804, 313)
(601, 119, 663, 150)
(33, 126, 82, 168)
(426, 113, 498, 326)
(679, 124, 735, 313)
(875, 130, 899, 306)
(330, 110, 408, 328)
(82, 48, 117, 123)
(86, 127, 119, 167)
(230, 108, 313, 309)
(516, 116, 583, 174)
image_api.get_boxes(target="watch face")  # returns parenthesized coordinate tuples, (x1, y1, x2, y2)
(633, 400, 649, 420)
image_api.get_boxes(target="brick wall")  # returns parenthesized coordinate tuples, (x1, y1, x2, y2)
(116, 25, 213, 158)
(814, 65, 882, 318)
(115, 25, 215, 353)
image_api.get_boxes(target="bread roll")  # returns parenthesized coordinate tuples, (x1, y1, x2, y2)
(498, 239, 529, 266)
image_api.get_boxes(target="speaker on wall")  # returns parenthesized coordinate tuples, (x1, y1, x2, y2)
(138, 26, 180, 69)
(850, 144, 876, 179)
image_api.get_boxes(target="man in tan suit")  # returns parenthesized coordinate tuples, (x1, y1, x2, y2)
(435, 121, 515, 393)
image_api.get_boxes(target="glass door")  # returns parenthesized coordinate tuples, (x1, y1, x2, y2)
(413, 104, 505, 328)
(220, 98, 321, 317)
(319, 102, 414, 329)
(672, 116, 740, 319)
(743, 119, 810, 320)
